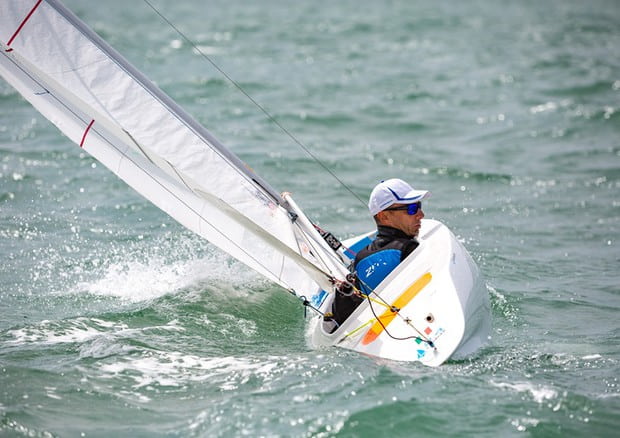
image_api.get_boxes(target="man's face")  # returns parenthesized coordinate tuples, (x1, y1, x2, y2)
(378, 203, 425, 237)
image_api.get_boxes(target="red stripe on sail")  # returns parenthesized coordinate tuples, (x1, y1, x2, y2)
(6, 0, 44, 47)
(80, 119, 95, 147)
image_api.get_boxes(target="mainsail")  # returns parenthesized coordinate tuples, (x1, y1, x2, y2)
(0, 0, 348, 296)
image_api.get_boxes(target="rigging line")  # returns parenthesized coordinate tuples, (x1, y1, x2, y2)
(289, 214, 346, 274)
(141, 0, 366, 207)
(344, 319, 374, 339)
(338, 279, 429, 345)
(365, 290, 433, 346)
(296, 224, 342, 275)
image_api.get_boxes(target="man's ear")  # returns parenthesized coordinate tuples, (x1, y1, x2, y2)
(375, 211, 390, 226)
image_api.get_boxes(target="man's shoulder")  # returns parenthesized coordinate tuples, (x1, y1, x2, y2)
(354, 234, 407, 264)
(354, 226, 419, 266)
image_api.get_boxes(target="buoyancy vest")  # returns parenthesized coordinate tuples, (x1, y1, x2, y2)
(330, 226, 419, 325)
(353, 226, 419, 294)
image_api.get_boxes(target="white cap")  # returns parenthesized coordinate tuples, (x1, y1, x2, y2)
(368, 178, 430, 216)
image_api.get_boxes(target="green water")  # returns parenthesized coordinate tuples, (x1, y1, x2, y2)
(1, 0, 618, 436)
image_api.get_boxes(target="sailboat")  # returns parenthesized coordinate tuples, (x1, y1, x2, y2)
(0, 0, 490, 366)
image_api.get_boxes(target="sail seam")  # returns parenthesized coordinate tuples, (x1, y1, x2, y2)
(121, 129, 156, 165)
(166, 160, 196, 193)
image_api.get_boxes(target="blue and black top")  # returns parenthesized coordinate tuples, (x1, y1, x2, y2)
(353, 225, 420, 294)
(330, 226, 419, 325)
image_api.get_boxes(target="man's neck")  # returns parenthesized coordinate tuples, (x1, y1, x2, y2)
(376, 225, 413, 239)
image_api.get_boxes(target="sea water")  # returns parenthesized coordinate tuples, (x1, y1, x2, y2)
(1, 0, 618, 436)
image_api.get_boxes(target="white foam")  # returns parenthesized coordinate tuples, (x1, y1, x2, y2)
(511, 417, 541, 432)
(80, 258, 201, 302)
(6, 318, 127, 345)
(98, 352, 297, 390)
(581, 354, 602, 360)
(490, 380, 558, 403)
(6, 317, 183, 347)
(44, 387, 62, 400)
(77, 249, 265, 303)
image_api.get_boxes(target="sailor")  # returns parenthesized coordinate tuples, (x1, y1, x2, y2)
(331, 178, 430, 325)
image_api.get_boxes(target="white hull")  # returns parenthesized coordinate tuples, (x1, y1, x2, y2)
(309, 219, 491, 366)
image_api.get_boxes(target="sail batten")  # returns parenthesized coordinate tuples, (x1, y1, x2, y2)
(1, 0, 344, 296)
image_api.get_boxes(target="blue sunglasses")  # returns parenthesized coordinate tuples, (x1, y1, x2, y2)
(384, 202, 422, 215)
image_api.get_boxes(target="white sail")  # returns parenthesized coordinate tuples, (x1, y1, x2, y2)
(0, 0, 348, 295)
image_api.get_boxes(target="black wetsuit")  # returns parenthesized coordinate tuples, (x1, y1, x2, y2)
(331, 226, 419, 325)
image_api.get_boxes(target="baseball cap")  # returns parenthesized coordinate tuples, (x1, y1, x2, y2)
(368, 178, 430, 216)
